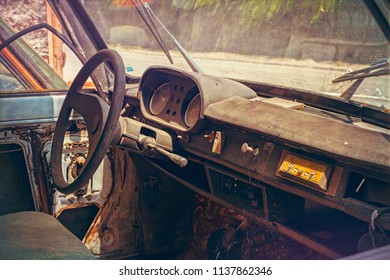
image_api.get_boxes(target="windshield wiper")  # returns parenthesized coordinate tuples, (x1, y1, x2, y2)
(332, 57, 389, 99)
(332, 57, 389, 83)
(131, 0, 173, 65)
(131, 0, 202, 73)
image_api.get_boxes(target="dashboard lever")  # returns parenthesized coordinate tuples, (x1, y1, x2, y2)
(139, 136, 188, 167)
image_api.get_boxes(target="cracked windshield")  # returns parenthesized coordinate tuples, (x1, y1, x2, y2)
(80, 0, 390, 109)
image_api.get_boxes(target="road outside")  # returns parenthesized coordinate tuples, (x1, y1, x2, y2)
(64, 46, 390, 109)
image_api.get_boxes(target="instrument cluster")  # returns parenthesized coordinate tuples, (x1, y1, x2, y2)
(139, 68, 202, 132)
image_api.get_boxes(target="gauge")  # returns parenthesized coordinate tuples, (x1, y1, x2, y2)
(184, 93, 201, 127)
(149, 83, 171, 115)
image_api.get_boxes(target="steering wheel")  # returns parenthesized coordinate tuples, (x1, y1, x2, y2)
(51, 49, 125, 194)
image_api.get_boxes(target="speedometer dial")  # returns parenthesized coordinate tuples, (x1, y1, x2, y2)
(184, 93, 201, 127)
(149, 83, 170, 115)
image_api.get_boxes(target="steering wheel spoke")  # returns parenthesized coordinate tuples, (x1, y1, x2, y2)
(71, 92, 108, 133)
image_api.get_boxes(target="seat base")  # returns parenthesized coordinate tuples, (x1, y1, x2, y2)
(0, 211, 96, 259)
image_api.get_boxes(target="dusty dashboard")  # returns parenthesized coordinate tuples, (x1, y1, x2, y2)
(125, 66, 390, 244)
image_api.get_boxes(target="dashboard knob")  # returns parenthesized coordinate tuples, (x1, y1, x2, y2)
(241, 143, 259, 156)
(204, 131, 215, 143)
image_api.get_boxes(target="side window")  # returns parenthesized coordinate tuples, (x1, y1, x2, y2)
(0, 61, 24, 91)
(1, 1, 82, 90)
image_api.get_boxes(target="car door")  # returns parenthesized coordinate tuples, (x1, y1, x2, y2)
(0, 13, 110, 247)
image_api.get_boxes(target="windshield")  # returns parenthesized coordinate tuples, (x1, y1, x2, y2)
(82, 1, 389, 108)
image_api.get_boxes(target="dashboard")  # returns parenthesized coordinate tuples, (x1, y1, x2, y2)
(122, 66, 390, 257)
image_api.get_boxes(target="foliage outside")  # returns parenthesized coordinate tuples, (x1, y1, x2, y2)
(193, 0, 344, 26)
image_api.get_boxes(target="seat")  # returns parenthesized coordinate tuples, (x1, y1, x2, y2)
(0, 211, 96, 260)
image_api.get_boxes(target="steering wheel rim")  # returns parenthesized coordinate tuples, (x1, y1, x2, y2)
(51, 49, 125, 194)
